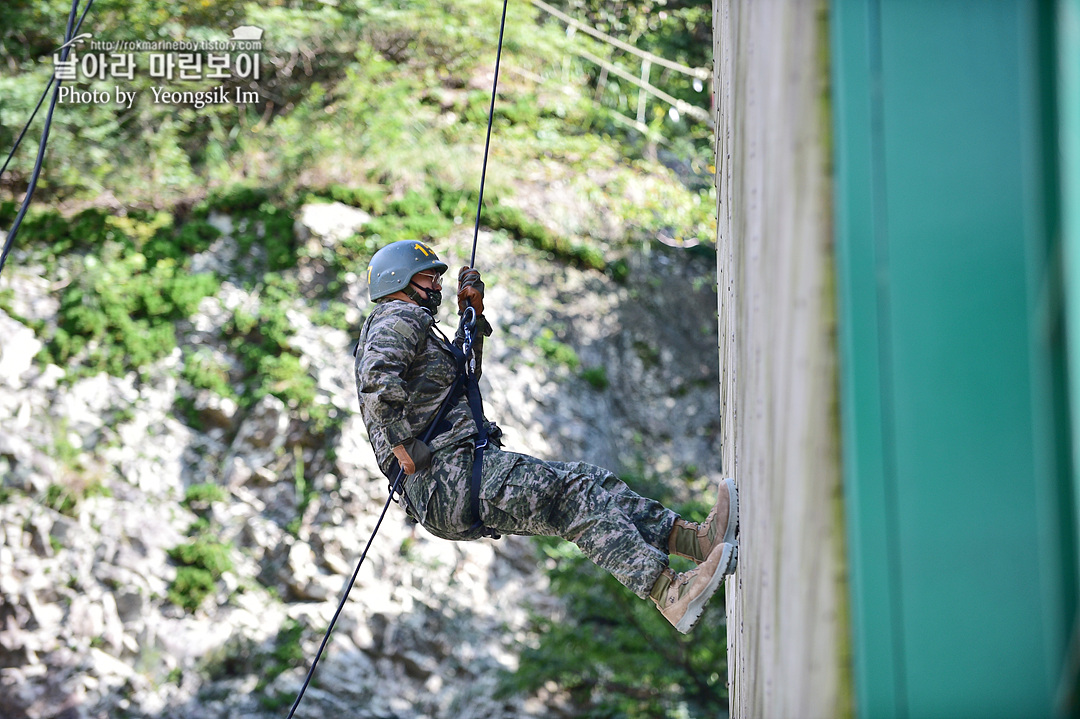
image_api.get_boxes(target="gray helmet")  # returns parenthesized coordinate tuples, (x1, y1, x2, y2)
(366, 240, 448, 301)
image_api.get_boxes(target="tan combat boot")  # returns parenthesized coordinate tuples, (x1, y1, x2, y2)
(667, 477, 739, 565)
(650, 541, 737, 634)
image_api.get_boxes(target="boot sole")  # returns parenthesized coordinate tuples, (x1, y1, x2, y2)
(721, 478, 739, 546)
(674, 542, 735, 634)
(672, 480, 741, 567)
(721, 478, 739, 574)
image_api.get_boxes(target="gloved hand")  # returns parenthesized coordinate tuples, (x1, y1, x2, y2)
(393, 438, 432, 475)
(457, 266, 485, 316)
(393, 443, 416, 475)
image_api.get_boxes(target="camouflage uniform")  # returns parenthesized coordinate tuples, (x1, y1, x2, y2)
(355, 299, 677, 599)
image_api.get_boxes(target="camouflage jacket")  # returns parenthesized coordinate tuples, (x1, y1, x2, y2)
(354, 299, 486, 479)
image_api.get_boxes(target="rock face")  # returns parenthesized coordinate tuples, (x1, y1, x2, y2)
(0, 204, 721, 719)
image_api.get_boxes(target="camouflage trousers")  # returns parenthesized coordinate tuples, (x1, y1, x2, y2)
(402, 442, 678, 599)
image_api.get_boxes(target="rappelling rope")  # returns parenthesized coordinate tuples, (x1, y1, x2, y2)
(284, 473, 402, 719)
(0, 1, 94, 181)
(469, 0, 510, 269)
(0, 0, 94, 278)
(286, 2, 509, 715)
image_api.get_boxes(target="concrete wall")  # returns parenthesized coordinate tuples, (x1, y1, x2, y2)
(712, 2, 850, 717)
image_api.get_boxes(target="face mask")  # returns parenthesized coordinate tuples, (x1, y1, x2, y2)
(408, 282, 442, 313)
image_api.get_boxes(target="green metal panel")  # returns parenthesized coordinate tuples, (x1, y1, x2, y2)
(832, 0, 1074, 717)
(1060, 0, 1080, 707)
(1062, 0, 1080, 592)
(830, 1, 904, 715)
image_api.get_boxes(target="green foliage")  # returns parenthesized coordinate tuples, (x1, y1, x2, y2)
(351, 188, 454, 252)
(502, 537, 728, 719)
(259, 206, 300, 273)
(536, 328, 581, 370)
(1, 0, 714, 241)
(169, 538, 233, 577)
(181, 349, 237, 400)
(260, 618, 305, 689)
(633, 339, 661, 369)
(259, 354, 316, 410)
(13, 206, 218, 379)
(191, 188, 302, 276)
(546, 0, 714, 166)
(14, 208, 133, 260)
(169, 471, 236, 613)
(143, 221, 222, 265)
(224, 272, 297, 374)
(252, 618, 308, 708)
(169, 567, 218, 614)
(311, 301, 354, 333)
(43, 484, 78, 517)
(581, 365, 609, 390)
(608, 258, 631, 284)
(45, 252, 218, 377)
(51, 419, 82, 468)
(309, 184, 388, 216)
(167, 537, 234, 613)
(195, 615, 309, 707)
(195, 186, 273, 217)
(218, 273, 336, 433)
(43, 478, 112, 517)
(183, 483, 228, 509)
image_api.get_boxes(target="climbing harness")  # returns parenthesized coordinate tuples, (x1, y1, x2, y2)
(382, 309, 493, 540)
(0, 0, 94, 277)
(287, 0, 509, 715)
(440, 306, 499, 539)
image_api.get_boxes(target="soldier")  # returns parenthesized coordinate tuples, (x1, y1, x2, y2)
(354, 240, 739, 633)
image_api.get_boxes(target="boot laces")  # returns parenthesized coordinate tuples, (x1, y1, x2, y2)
(668, 568, 701, 604)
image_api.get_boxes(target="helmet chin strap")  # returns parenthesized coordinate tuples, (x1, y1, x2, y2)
(405, 282, 442, 313)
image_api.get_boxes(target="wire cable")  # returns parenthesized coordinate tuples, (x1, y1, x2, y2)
(469, 0, 510, 269)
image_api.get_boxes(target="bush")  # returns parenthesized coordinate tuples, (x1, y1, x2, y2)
(0, 200, 17, 227)
(183, 482, 228, 509)
(320, 184, 387, 215)
(168, 538, 233, 576)
(501, 536, 728, 719)
(536, 328, 580, 370)
(143, 220, 222, 264)
(43, 478, 111, 517)
(258, 354, 316, 409)
(254, 618, 307, 704)
(15, 208, 132, 259)
(167, 537, 234, 613)
(46, 253, 218, 376)
(169, 567, 217, 613)
(581, 366, 609, 390)
(195, 186, 272, 217)
(182, 349, 237, 400)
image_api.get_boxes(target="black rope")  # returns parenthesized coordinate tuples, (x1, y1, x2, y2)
(0, 0, 93, 278)
(0, 1, 94, 183)
(285, 469, 404, 719)
(469, 0, 510, 269)
(0, 79, 54, 183)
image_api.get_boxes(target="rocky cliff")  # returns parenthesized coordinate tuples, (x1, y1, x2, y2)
(0, 202, 722, 719)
